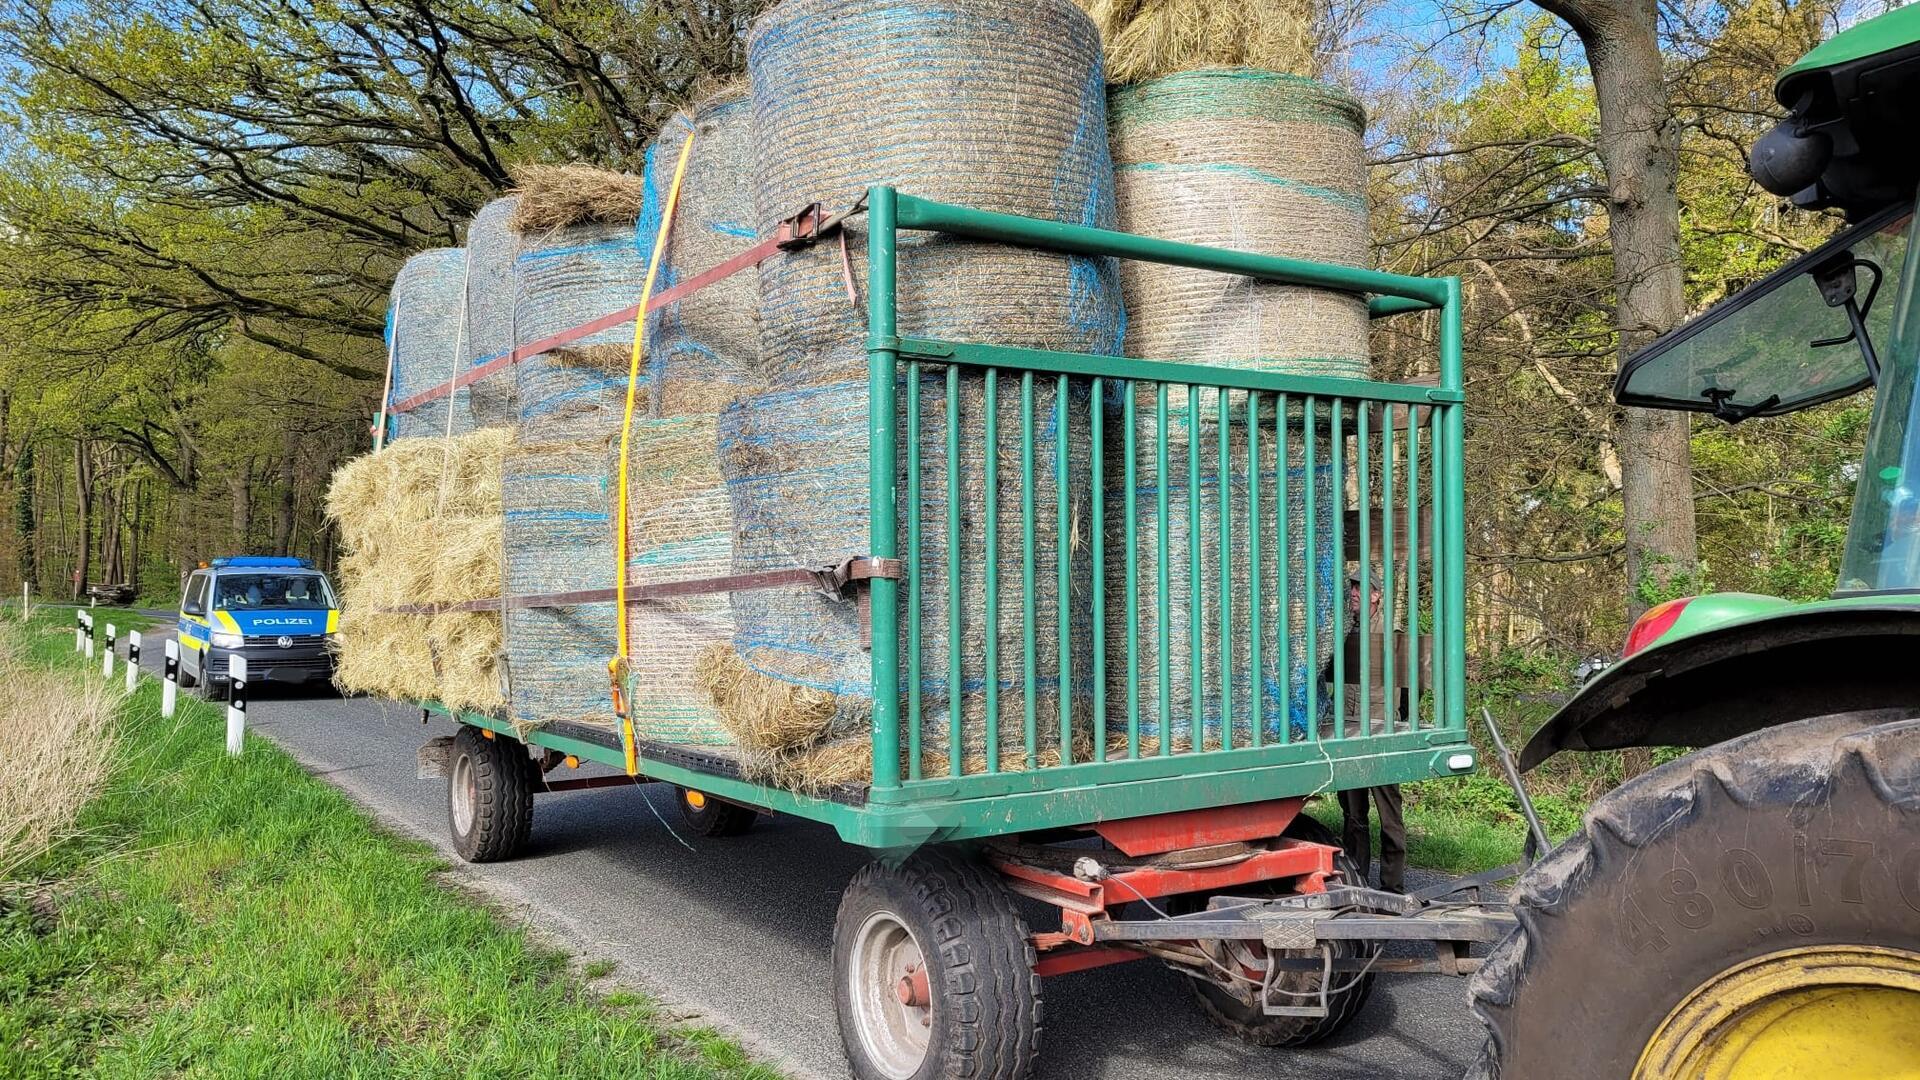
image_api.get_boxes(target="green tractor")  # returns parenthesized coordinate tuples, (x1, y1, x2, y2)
(1467, 7, 1920, 1077)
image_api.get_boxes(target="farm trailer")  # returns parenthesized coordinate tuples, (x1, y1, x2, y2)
(414, 187, 1514, 1079)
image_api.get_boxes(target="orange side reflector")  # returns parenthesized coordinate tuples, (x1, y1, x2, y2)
(480, 728, 495, 740)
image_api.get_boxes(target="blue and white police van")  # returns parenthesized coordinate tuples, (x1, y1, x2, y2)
(177, 556, 340, 692)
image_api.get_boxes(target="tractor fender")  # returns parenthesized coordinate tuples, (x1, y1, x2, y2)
(1519, 601, 1920, 771)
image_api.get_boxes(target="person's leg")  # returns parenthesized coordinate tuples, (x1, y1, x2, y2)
(1374, 784, 1407, 893)
(1337, 787, 1373, 884)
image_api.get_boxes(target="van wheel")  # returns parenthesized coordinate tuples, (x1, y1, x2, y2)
(676, 788, 757, 837)
(447, 725, 537, 863)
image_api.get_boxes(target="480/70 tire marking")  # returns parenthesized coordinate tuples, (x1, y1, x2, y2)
(1618, 837, 1920, 955)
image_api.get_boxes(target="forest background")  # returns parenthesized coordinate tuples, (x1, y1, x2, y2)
(0, 0, 1884, 720)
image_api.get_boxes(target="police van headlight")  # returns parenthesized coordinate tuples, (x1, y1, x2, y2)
(210, 631, 244, 649)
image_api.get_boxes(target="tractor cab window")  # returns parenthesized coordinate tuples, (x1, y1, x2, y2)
(1841, 197, 1920, 593)
(1616, 201, 1911, 421)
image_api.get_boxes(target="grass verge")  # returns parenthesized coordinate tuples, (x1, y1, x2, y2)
(1, 610, 775, 1079)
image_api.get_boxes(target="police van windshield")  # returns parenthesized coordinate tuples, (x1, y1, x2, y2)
(214, 573, 335, 610)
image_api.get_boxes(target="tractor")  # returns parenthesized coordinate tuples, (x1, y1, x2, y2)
(1467, 7, 1920, 1076)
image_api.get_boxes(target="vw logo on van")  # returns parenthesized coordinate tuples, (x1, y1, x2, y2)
(277, 636, 294, 649)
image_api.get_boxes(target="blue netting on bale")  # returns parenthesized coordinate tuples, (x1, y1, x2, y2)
(713, 368, 1099, 783)
(1100, 72, 1372, 751)
(618, 415, 736, 747)
(748, 0, 1125, 389)
(512, 192, 656, 441)
(465, 197, 521, 427)
(388, 248, 475, 439)
(643, 91, 761, 417)
(712, 0, 1123, 787)
(501, 433, 619, 733)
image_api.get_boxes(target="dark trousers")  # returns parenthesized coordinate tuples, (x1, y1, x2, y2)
(1339, 784, 1406, 893)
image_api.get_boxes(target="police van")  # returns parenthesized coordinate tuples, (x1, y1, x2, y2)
(177, 556, 340, 692)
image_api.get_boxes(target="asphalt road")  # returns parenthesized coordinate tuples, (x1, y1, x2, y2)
(135, 633, 1486, 1080)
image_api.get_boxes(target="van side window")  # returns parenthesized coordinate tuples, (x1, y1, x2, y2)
(184, 573, 208, 613)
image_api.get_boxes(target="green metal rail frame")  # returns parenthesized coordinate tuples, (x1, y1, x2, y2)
(444, 186, 1472, 850)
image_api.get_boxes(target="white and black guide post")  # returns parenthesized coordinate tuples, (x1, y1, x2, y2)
(82, 612, 94, 660)
(226, 654, 247, 756)
(102, 623, 116, 679)
(125, 630, 141, 693)
(74, 609, 85, 653)
(162, 639, 179, 718)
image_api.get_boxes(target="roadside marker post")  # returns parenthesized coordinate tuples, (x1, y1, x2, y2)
(82, 612, 94, 660)
(126, 631, 141, 693)
(161, 640, 179, 718)
(102, 623, 116, 679)
(226, 655, 247, 756)
(74, 609, 84, 652)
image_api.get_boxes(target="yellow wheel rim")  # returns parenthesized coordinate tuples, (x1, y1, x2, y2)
(684, 790, 707, 810)
(1635, 945, 1920, 1080)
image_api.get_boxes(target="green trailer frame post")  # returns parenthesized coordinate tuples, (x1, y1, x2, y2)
(445, 185, 1473, 851)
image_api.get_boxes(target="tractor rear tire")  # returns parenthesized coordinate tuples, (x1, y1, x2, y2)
(1468, 711, 1920, 1078)
(1180, 813, 1378, 1047)
(446, 725, 537, 863)
(833, 847, 1041, 1080)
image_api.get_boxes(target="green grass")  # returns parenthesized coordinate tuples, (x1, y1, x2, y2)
(1304, 772, 1587, 878)
(0, 613, 777, 1079)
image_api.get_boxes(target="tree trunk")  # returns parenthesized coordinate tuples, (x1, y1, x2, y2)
(15, 443, 34, 592)
(230, 459, 253, 552)
(273, 450, 297, 556)
(72, 440, 92, 600)
(1534, 0, 1699, 616)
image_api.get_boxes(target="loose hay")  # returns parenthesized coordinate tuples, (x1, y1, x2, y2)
(326, 429, 510, 712)
(696, 643, 837, 751)
(509, 164, 651, 232)
(1075, 0, 1317, 84)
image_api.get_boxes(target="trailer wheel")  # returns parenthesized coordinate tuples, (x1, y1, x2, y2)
(446, 725, 536, 863)
(1468, 712, 1920, 1079)
(675, 788, 757, 837)
(834, 847, 1041, 1080)
(1175, 814, 1378, 1047)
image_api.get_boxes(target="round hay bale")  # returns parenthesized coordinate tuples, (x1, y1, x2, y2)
(501, 433, 620, 733)
(511, 166, 658, 442)
(644, 88, 763, 417)
(466, 197, 522, 427)
(616, 415, 736, 747)
(1108, 69, 1370, 375)
(389, 248, 476, 440)
(747, 0, 1125, 389)
(1075, 0, 1317, 85)
(713, 372, 1097, 774)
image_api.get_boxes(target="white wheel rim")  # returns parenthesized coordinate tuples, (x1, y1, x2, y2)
(848, 909, 932, 1079)
(450, 752, 476, 835)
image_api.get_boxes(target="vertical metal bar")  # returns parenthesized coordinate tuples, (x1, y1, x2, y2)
(1407, 402, 1422, 731)
(1187, 384, 1202, 752)
(1275, 394, 1291, 745)
(1055, 374, 1073, 766)
(1091, 377, 1108, 760)
(1358, 403, 1372, 738)
(1303, 396, 1319, 743)
(984, 368, 1001, 772)
(864, 186, 902, 790)
(1382, 402, 1398, 734)
(1021, 370, 1038, 769)
(1247, 391, 1264, 750)
(1442, 277, 1467, 734)
(946, 364, 963, 775)
(906, 360, 923, 780)
(1156, 383, 1171, 756)
(1125, 383, 1141, 760)
(1331, 399, 1345, 740)
(1216, 389, 1232, 751)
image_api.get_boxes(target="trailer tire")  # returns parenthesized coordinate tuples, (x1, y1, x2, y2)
(834, 847, 1041, 1080)
(1178, 814, 1378, 1047)
(675, 788, 757, 837)
(446, 725, 536, 863)
(1468, 711, 1920, 1079)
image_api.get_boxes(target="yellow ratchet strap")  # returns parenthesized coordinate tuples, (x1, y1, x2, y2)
(613, 132, 695, 776)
